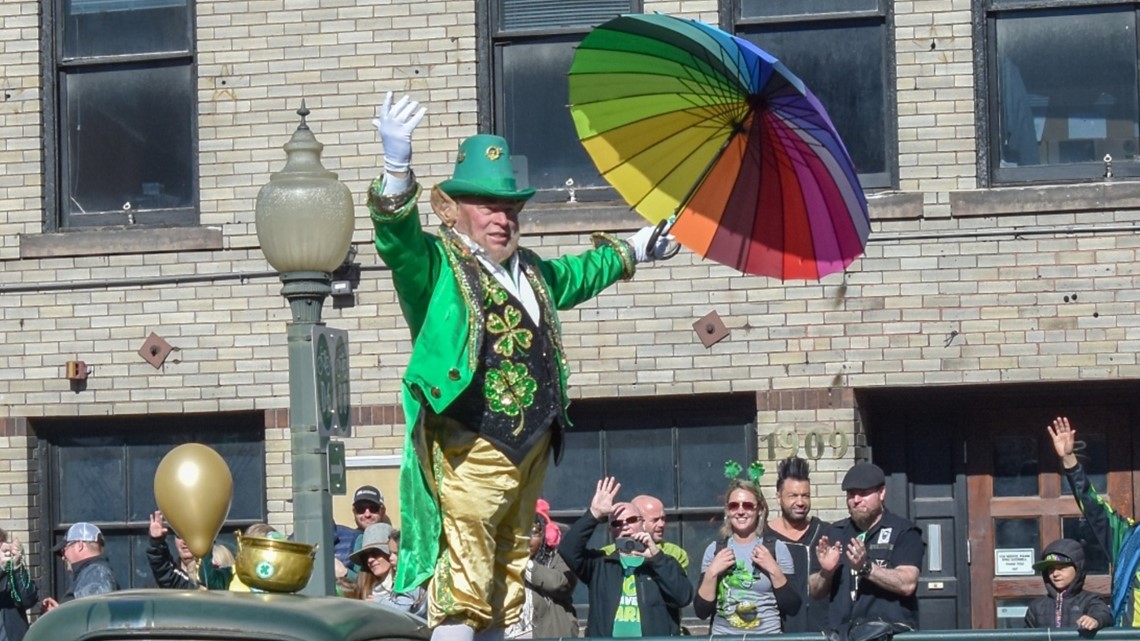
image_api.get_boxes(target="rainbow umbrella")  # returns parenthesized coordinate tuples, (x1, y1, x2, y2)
(569, 13, 870, 280)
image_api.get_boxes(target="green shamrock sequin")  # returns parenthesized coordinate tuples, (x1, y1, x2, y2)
(487, 305, 533, 357)
(485, 362, 537, 433)
(485, 282, 509, 307)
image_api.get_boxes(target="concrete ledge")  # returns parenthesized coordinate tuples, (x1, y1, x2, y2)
(950, 180, 1140, 217)
(867, 192, 925, 220)
(521, 202, 645, 235)
(19, 226, 224, 259)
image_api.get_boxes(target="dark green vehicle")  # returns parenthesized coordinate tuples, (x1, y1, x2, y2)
(25, 590, 432, 641)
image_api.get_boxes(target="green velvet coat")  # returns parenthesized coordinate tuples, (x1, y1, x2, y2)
(368, 181, 636, 593)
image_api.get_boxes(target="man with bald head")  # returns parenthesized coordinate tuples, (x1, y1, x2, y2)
(559, 477, 693, 636)
(634, 494, 689, 571)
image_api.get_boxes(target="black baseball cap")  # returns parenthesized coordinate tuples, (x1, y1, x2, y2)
(841, 463, 886, 491)
(353, 485, 384, 508)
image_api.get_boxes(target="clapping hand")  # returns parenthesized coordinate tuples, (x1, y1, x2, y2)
(816, 535, 842, 573)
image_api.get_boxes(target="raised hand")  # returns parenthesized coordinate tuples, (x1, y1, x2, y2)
(1047, 416, 1079, 469)
(372, 92, 427, 175)
(816, 535, 842, 573)
(589, 476, 621, 519)
(149, 510, 168, 539)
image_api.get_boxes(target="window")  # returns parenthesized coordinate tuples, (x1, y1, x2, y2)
(983, 4, 1140, 184)
(45, 0, 197, 229)
(543, 394, 757, 621)
(483, 0, 639, 204)
(727, 0, 894, 189)
(40, 413, 265, 593)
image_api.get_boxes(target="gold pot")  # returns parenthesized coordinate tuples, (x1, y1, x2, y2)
(234, 533, 317, 593)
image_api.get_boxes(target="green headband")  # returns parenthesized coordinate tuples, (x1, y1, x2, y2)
(724, 460, 765, 483)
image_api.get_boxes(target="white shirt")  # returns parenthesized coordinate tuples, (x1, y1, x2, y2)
(455, 232, 541, 324)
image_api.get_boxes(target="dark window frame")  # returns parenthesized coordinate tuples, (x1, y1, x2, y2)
(477, 0, 643, 206)
(544, 394, 759, 624)
(42, 0, 200, 231)
(36, 413, 267, 597)
(723, 0, 897, 191)
(975, 0, 1140, 186)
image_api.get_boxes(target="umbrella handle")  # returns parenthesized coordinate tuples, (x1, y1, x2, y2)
(648, 219, 681, 260)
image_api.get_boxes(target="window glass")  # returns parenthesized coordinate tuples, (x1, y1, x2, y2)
(63, 0, 190, 58)
(741, 0, 878, 18)
(994, 517, 1040, 556)
(64, 62, 194, 219)
(59, 444, 126, 522)
(1070, 431, 1107, 491)
(542, 429, 602, 512)
(499, 37, 611, 193)
(604, 427, 674, 501)
(992, 435, 1038, 497)
(994, 7, 1139, 170)
(678, 423, 750, 507)
(500, 0, 631, 31)
(49, 417, 266, 590)
(737, 21, 887, 178)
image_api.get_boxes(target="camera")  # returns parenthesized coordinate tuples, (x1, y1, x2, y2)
(615, 536, 647, 553)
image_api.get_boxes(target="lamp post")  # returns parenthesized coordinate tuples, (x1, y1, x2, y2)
(254, 102, 354, 596)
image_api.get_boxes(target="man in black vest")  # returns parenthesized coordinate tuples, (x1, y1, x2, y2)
(809, 463, 924, 631)
(763, 456, 829, 632)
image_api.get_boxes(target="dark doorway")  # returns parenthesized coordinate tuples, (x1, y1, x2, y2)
(859, 381, 1140, 629)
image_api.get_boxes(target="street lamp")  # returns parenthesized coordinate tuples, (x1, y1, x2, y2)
(254, 102, 354, 596)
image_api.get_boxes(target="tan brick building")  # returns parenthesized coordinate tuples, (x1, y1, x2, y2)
(2, 0, 1136, 628)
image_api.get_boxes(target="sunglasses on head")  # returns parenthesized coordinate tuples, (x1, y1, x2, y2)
(727, 501, 758, 511)
(610, 516, 641, 528)
(353, 504, 381, 515)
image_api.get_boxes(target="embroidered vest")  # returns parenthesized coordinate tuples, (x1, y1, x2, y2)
(443, 271, 561, 463)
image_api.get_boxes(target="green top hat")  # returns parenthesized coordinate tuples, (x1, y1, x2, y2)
(437, 134, 536, 201)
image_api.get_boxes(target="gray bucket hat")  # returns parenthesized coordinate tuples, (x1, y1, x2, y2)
(349, 523, 393, 566)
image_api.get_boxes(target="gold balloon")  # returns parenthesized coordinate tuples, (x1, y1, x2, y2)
(154, 443, 234, 559)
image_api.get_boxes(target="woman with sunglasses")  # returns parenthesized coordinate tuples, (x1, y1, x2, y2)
(695, 479, 800, 635)
(348, 523, 426, 618)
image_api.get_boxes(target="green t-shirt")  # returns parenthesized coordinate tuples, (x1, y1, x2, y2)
(612, 555, 644, 637)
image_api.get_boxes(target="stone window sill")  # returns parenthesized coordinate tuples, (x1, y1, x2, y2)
(19, 226, 224, 259)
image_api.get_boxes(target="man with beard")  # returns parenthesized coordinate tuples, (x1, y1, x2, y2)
(762, 457, 829, 632)
(809, 463, 924, 631)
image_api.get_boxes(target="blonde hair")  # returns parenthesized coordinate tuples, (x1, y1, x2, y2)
(212, 544, 235, 568)
(718, 479, 768, 539)
(243, 523, 277, 538)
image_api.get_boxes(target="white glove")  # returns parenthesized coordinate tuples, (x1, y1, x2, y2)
(372, 92, 427, 175)
(627, 225, 674, 263)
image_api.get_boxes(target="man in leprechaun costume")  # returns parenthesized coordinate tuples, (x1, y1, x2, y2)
(366, 93, 672, 641)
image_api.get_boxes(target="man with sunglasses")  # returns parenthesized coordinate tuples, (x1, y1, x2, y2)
(333, 485, 387, 580)
(41, 523, 119, 612)
(560, 477, 693, 637)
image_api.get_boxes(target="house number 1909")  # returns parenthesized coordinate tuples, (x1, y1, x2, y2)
(762, 428, 849, 461)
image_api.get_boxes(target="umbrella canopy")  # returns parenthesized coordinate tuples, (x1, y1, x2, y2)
(569, 13, 870, 280)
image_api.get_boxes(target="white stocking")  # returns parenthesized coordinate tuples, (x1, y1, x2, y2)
(431, 624, 475, 641)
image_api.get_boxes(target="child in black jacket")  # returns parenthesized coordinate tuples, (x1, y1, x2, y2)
(1025, 538, 1112, 630)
